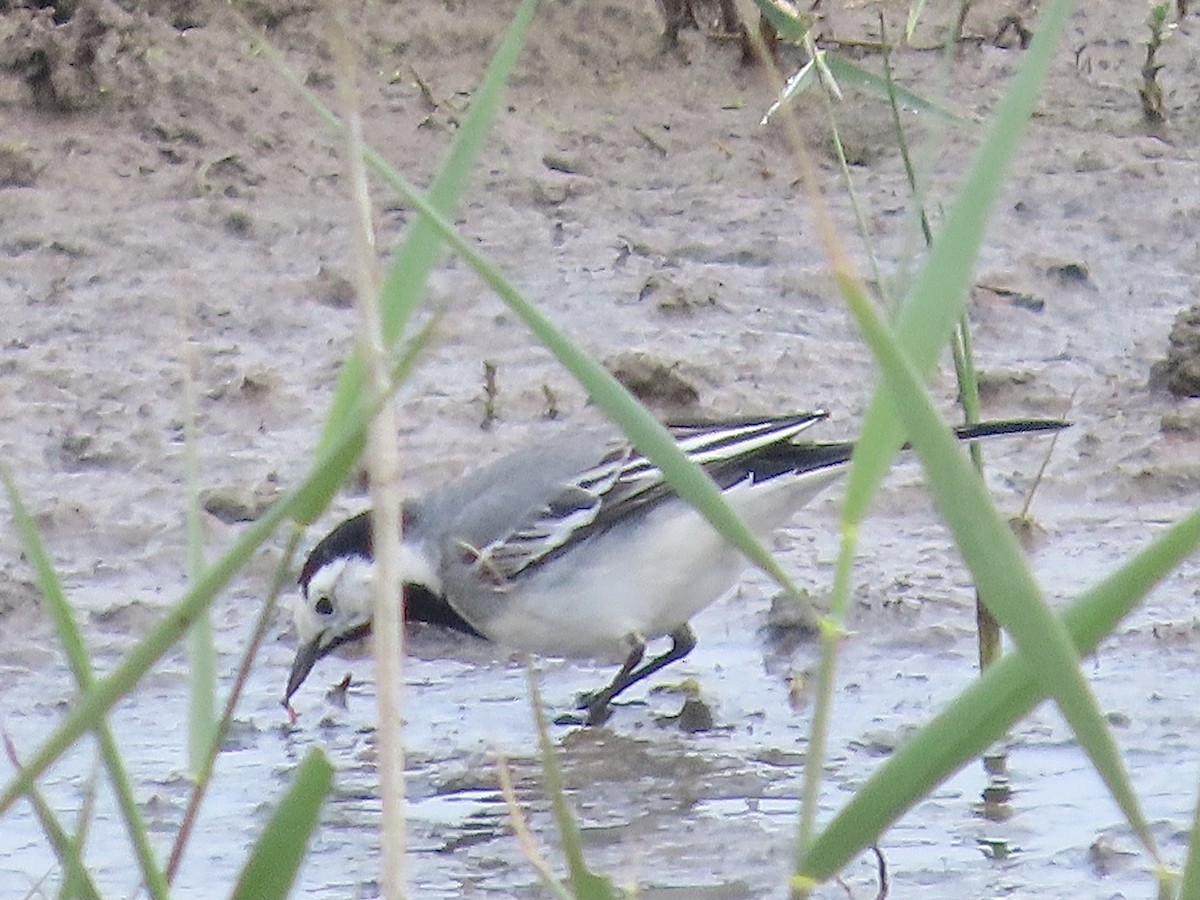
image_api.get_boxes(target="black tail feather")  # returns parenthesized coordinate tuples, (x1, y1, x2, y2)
(732, 417, 1069, 485)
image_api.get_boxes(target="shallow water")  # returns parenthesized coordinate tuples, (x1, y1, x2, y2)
(3, 502, 1199, 898)
(4, 0, 1200, 895)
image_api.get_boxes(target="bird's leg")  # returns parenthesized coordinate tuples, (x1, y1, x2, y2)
(578, 625, 698, 725)
(574, 637, 644, 725)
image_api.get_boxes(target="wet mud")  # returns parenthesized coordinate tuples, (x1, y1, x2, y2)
(2, 1, 1200, 896)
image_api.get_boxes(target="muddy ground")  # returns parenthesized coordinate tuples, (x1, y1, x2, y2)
(2, 0, 1200, 897)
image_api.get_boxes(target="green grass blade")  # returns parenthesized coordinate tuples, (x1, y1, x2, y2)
(230, 748, 333, 900)
(798, 502, 1200, 882)
(183, 352, 217, 778)
(1182, 779, 1200, 900)
(1, 465, 169, 899)
(362, 137, 813, 617)
(761, 58, 817, 126)
(752, 0, 816, 43)
(839, 0, 1076, 525)
(797, 0, 1075, 861)
(822, 53, 965, 122)
(526, 668, 618, 900)
(256, 0, 539, 525)
(6, 775, 101, 900)
(279, 58, 818, 623)
(64, 758, 101, 900)
(0, 334, 429, 819)
(164, 527, 303, 884)
(833, 277, 1156, 857)
(905, 0, 929, 41)
(1, 467, 92, 682)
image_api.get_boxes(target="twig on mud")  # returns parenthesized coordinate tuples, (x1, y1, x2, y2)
(482, 359, 499, 430)
(409, 64, 437, 111)
(632, 124, 668, 157)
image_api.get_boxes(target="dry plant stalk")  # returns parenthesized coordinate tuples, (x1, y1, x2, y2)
(496, 757, 571, 897)
(329, 10, 409, 899)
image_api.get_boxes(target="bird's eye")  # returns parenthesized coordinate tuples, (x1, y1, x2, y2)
(315, 596, 334, 616)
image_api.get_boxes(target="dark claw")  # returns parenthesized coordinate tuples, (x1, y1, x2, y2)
(585, 701, 613, 727)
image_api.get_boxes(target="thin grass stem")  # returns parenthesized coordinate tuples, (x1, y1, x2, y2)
(0, 465, 169, 898)
(496, 757, 575, 900)
(181, 328, 217, 776)
(0, 328, 431, 818)
(165, 527, 303, 883)
(3, 736, 102, 900)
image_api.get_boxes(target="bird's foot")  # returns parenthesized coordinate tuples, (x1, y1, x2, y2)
(555, 693, 613, 726)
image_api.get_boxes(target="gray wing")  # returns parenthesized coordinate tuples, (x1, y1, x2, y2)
(422, 414, 828, 598)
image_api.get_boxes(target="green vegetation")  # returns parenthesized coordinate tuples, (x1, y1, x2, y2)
(2, 0, 1199, 897)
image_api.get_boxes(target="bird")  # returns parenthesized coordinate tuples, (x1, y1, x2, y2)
(283, 411, 1065, 725)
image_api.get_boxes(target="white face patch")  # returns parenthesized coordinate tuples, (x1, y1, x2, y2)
(292, 540, 444, 649)
(294, 555, 375, 649)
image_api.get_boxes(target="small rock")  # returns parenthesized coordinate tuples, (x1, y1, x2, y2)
(1161, 407, 1200, 438)
(201, 483, 278, 523)
(1009, 514, 1046, 552)
(542, 152, 585, 175)
(310, 265, 356, 308)
(532, 178, 571, 207)
(1073, 150, 1106, 173)
(973, 281, 1044, 313)
(1152, 304, 1200, 397)
(674, 697, 715, 733)
(223, 209, 253, 237)
(0, 143, 39, 188)
(638, 273, 719, 314)
(976, 367, 1036, 402)
(325, 673, 352, 709)
(1045, 259, 1090, 285)
(603, 350, 700, 413)
(764, 590, 818, 634)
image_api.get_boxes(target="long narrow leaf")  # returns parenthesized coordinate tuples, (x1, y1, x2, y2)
(798, 502, 1200, 881)
(823, 54, 965, 122)
(839, 0, 1076, 524)
(255, 0, 539, 526)
(831, 275, 1155, 859)
(183, 346, 217, 778)
(0, 334, 429, 818)
(1, 466, 169, 898)
(2, 737, 101, 900)
(1181, 777, 1200, 900)
(796, 504, 1200, 883)
(281, 92, 817, 622)
(526, 667, 617, 900)
(230, 748, 333, 900)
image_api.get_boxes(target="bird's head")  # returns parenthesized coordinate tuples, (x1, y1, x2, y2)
(283, 510, 456, 708)
(284, 513, 378, 706)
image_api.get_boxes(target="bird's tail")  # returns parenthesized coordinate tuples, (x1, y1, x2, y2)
(734, 417, 1068, 484)
(946, 418, 1069, 442)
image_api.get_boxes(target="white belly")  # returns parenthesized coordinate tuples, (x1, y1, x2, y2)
(481, 469, 842, 657)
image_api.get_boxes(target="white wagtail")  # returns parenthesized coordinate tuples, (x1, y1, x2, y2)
(284, 412, 1064, 724)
